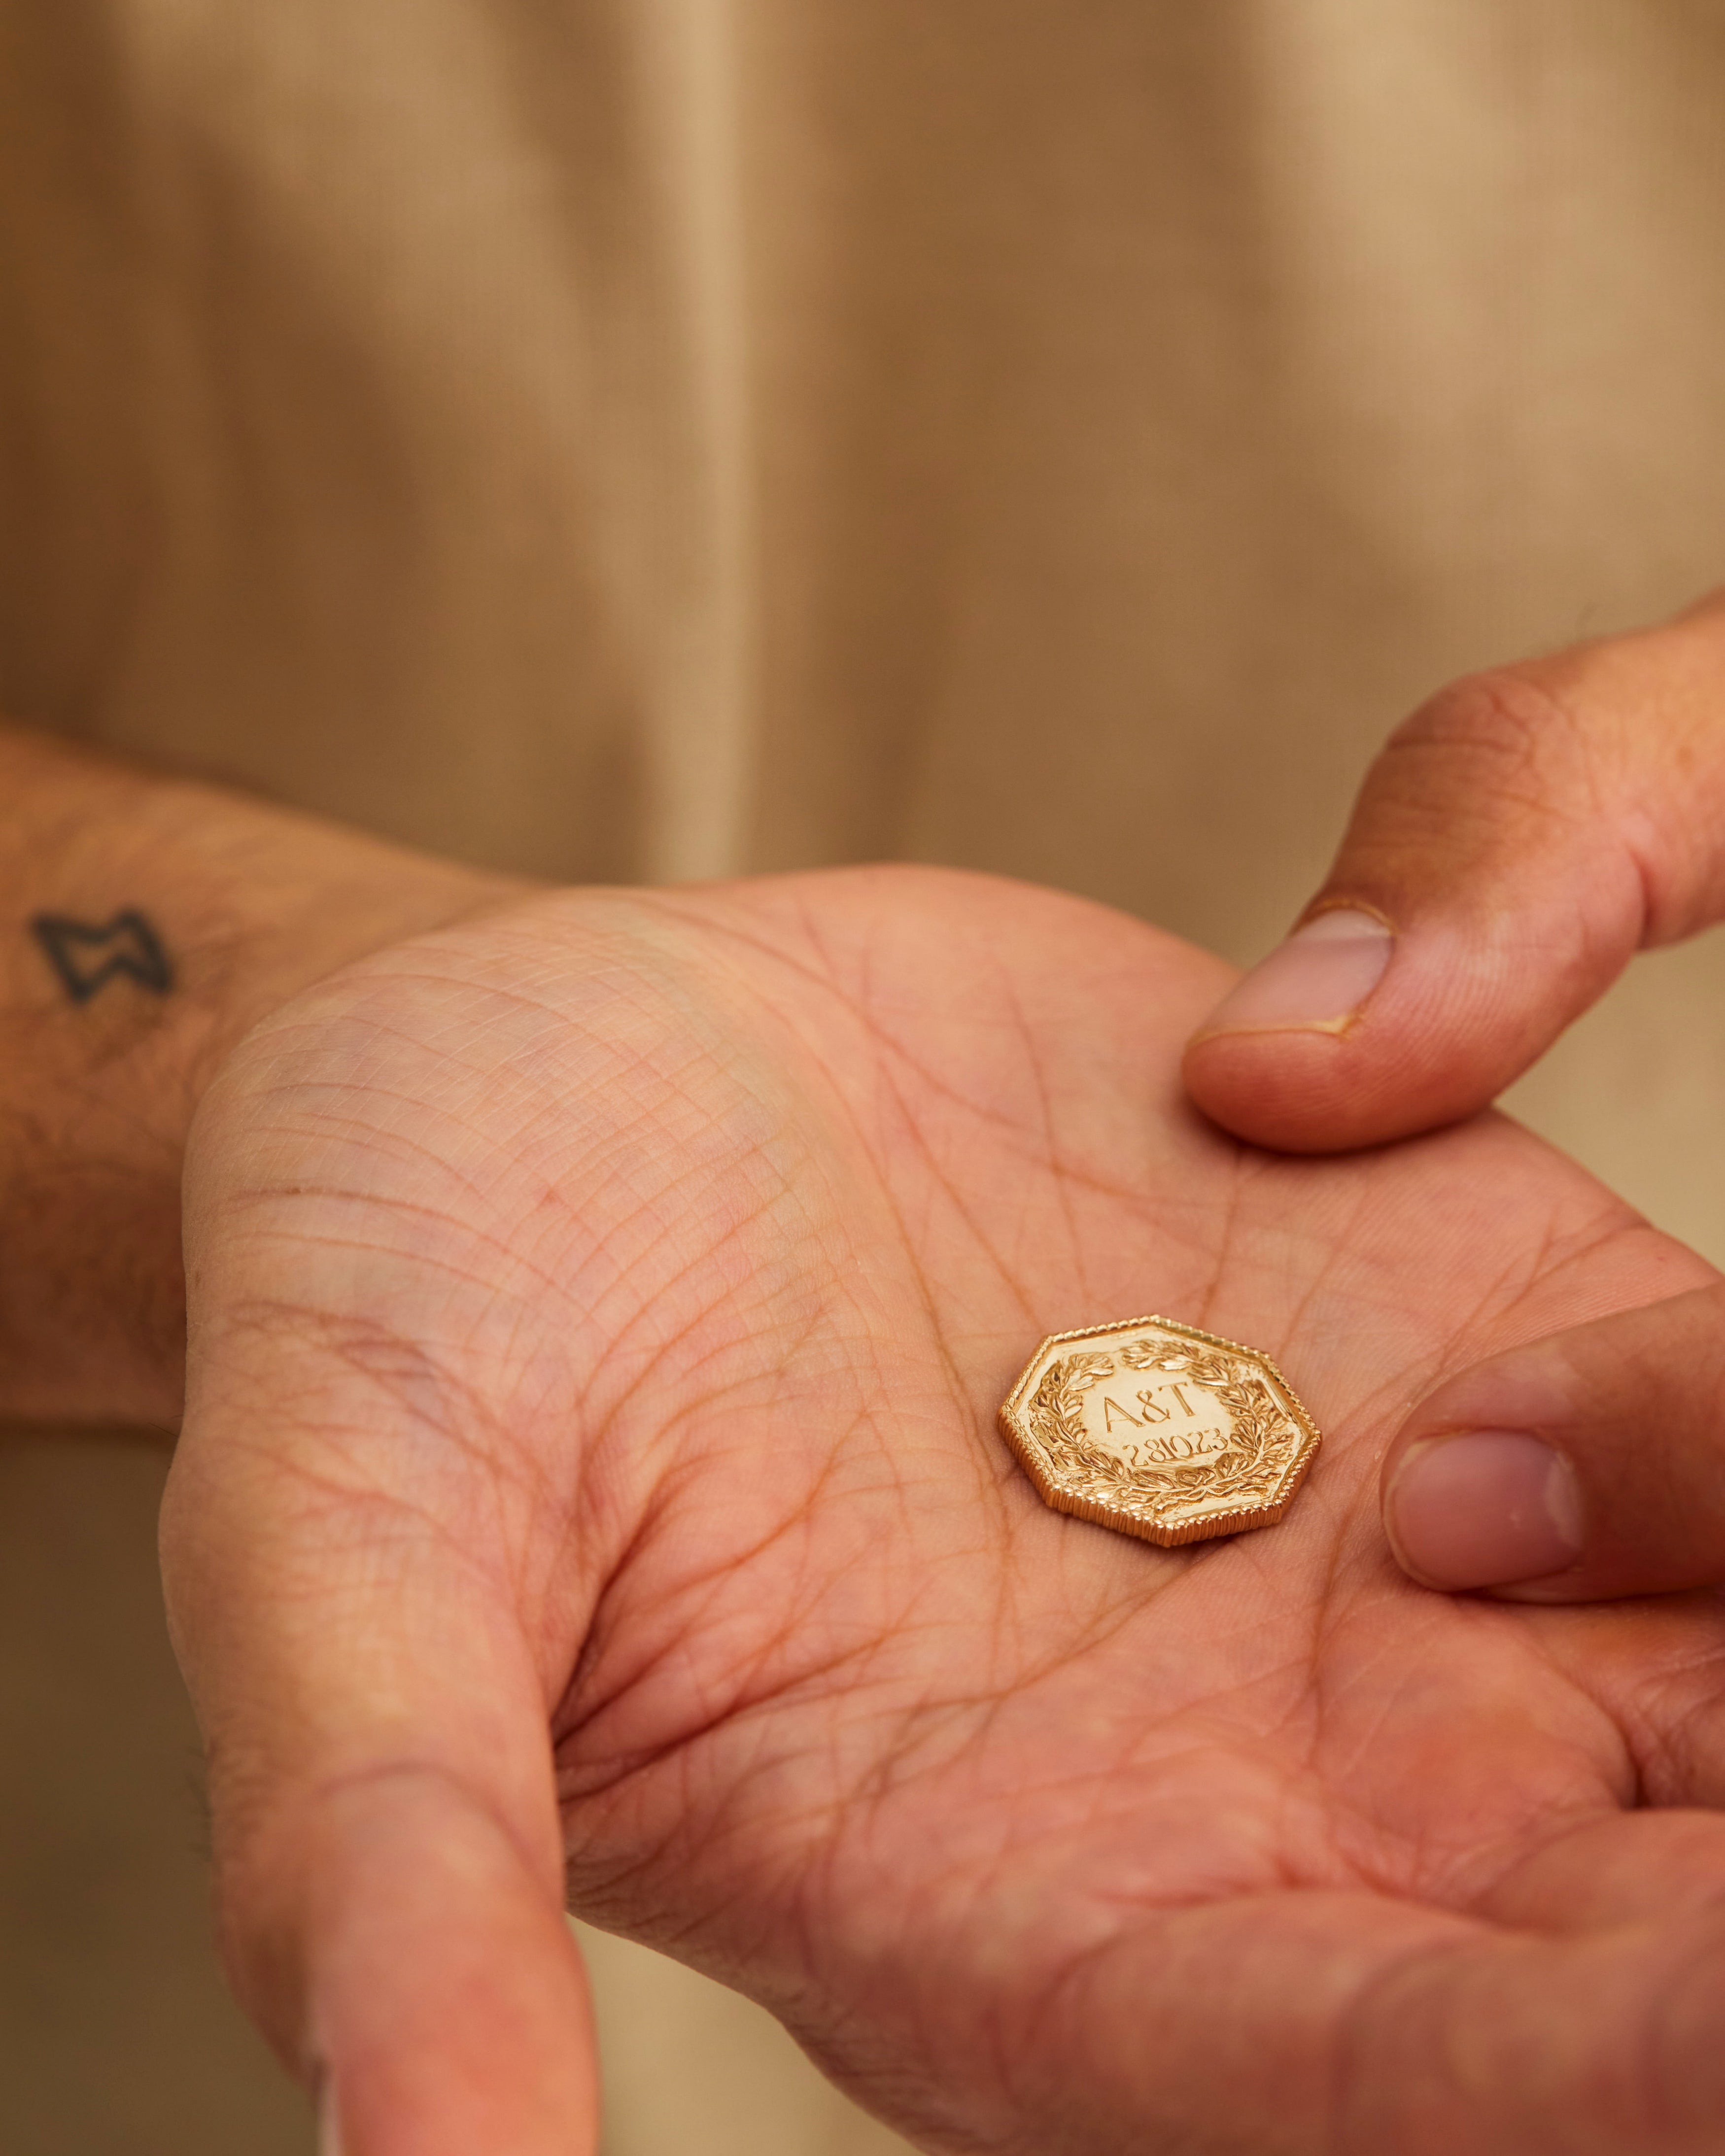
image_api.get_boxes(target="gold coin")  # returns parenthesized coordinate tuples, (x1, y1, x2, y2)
(998, 1315, 1321, 1547)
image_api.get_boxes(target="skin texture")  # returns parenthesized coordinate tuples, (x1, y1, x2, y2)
(163, 866, 1725, 2156)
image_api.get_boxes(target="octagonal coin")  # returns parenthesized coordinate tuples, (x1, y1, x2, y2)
(998, 1314, 1321, 1548)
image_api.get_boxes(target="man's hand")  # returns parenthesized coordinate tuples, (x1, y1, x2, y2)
(164, 867, 1725, 2156)
(1183, 590, 1725, 1603)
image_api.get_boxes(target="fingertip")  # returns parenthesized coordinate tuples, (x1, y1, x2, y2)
(1379, 1282, 1725, 1605)
(230, 1767, 600, 2156)
(1181, 1026, 1384, 1153)
(1381, 1432, 1584, 1594)
(1183, 908, 1424, 1153)
(1183, 916, 1533, 1152)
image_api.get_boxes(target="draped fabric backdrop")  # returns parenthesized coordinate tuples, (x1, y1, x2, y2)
(2, 3, 1725, 2147)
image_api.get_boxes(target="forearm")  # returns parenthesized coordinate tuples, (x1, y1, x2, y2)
(0, 724, 521, 1427)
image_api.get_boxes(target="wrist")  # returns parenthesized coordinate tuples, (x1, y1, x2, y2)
(0, 728, 527, 1427)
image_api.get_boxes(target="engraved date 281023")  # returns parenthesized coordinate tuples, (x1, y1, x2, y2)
(1093, 1377, 1229, 1470)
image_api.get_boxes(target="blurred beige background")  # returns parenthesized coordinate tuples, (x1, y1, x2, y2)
(4, 0, 1725, 2148)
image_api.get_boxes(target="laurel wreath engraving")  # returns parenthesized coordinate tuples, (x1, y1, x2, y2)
(1024, 1335, 1295, 1516)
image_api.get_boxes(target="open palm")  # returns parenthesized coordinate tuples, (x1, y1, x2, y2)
(164, 868, 1725, 2156)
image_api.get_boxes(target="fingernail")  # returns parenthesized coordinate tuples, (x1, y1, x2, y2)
(1198, 909, 1393, 1035)
(1385, 1432, 1583, 1591)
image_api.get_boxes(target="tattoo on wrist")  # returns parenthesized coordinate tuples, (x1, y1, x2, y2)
(30, 910, 175, 1005)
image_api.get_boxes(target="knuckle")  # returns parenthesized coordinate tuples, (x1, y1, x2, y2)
(1388, 667, 1594, 792)
(1346, 666, 1613, 883)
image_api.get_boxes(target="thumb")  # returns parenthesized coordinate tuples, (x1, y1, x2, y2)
(160, 1359, 600, 2156)
(1184, 591, 1725, 1151)
(1378, 1280, 1725, 1602)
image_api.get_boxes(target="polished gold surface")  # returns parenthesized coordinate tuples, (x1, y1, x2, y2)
(998, 1317, 1321, 1548)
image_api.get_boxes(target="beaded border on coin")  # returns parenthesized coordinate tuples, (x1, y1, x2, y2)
(998, 1314, 1322, 1547)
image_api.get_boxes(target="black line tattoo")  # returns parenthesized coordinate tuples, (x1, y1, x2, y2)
(30, 910, 175, 1004)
